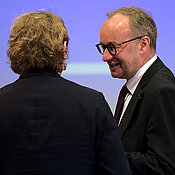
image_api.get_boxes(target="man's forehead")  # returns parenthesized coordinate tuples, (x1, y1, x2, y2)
(101, 14, 131, 37)
(105, 14, 130, 29)
(100, 15, 132, 44)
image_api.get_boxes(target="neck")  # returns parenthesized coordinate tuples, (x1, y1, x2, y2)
(141, 50, 155, 67)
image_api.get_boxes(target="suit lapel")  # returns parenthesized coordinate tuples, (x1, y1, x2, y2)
(118, 88, 143, 138)
(118, 57, 164, 138)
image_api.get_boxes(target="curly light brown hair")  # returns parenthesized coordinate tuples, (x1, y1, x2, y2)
(107, 7, 157, 53)
(8, 11, 69, 75)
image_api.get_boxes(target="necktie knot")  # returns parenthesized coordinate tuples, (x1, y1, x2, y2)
(119, 84, 129, 97)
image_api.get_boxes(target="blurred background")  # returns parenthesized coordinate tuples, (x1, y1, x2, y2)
(0, 0, 174, 113)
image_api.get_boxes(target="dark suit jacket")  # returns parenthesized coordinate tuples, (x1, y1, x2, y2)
(0, 69, 131, 175)
(119, 57, 175, 175)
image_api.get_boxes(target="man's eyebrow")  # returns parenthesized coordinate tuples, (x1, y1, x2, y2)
(100, 41, 118, 45)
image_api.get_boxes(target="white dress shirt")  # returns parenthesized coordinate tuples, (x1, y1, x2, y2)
(118, 55, 157, 125)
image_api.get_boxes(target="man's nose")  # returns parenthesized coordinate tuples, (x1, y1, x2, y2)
(102, 49, 113, 62)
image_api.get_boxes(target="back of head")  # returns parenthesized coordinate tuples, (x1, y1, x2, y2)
(107, 7, 157, 53)
(8, 11, 69, 76)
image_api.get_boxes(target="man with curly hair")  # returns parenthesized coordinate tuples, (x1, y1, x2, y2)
(0, 11, 131, 175)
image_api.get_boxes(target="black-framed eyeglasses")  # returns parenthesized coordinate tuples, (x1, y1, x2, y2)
(95, 36, 145, 56)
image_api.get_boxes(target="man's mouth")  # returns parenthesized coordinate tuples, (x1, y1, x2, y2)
(109, 63, 120, 68)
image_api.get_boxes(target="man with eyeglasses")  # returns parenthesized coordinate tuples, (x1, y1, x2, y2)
(96, 6, 175, 175)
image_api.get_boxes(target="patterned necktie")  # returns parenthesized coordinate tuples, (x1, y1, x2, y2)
(114, 84, 129, 124)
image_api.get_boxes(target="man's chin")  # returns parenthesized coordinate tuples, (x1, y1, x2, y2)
(111, 72, 124, 79)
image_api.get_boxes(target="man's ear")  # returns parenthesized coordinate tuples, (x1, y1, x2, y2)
(63, 41, 68, 59)
(139, 36, 150, 54)
(64, 41, 67, 48)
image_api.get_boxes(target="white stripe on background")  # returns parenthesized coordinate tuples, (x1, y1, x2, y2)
(62, 62, 109, 75)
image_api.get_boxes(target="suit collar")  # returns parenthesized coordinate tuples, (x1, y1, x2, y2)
(136, 57, 164, 89)
(19, 68, 60, 79)
(127, 55, 157, 95)
(118, 57, 164, 138)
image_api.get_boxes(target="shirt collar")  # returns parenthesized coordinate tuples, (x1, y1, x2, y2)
(126, 55, 157, 95)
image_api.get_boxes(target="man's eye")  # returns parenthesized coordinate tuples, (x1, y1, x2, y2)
(108, 44, 116, 51)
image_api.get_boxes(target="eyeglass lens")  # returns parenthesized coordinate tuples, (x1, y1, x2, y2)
(97, 43, 116, 55)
